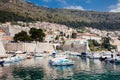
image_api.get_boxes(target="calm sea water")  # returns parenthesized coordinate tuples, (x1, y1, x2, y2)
(0, 56, 120, 80)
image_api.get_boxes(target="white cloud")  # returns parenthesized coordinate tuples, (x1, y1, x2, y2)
(43, 0, 49, 2)
(42, 0, 67, 5)
(109, 0, 120, 12)
(57, 0, 67, 5)
(64, 6, 85, 10)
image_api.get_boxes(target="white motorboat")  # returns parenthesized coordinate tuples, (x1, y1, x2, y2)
(49, 58, 74, 66)
(4, 56, 25, 63)
(100, 52, 117, 61)
(105, 55, 120, 63)
(3, 58, 13, 63)
(88, 52, 116, 60)
(115, 58, 120, 63)
(34, 53, 43, 57)
(88, 52, 102, 59)
(69, 52, 81, 56)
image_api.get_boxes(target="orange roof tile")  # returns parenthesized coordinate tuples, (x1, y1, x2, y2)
(2, 36, 13, 40)
(0, 29, 5, 33)
(77, 33, 98, 37)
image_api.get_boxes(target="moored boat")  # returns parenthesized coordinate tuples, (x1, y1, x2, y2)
(49, 58, 74, 66)
(105, 56, 120, 63)
(4, 55, 25, 63)
(88, 52, 102, 59)
(99, 52, 116, 61)
(26, 55, 31, 59)
(81, 52, 87, 57)
(34, 53, 43, 57)
(69, 52, 81, 56)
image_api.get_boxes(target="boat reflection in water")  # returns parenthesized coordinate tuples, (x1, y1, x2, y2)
(0, 56, 120, 80)
(12, 67, 44, 80)
(49, 65, 74, 79)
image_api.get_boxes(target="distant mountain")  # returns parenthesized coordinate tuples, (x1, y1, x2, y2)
(0, 0, 120, 30)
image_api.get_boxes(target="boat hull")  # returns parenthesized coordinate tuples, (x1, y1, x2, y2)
(49, 59, 74, 66)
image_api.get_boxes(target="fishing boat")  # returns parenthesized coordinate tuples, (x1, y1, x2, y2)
(49, 58, 74, 66)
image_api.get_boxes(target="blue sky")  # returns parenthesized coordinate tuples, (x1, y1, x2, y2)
(26, 0, 120, 12)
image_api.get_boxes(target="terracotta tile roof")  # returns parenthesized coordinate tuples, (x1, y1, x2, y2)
(77, 33, 98, 37)
(67, 38, 87, 40)
(2, 36, 13, 40)
(0, 29, 5, 33)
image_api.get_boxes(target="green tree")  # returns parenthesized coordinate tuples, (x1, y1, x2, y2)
(29, 28, 45, 42)
(66, 35, 69, 38)
(88, 40, 95, 51)
(118, 36, 120, 40)
(71, 43, 74, 48)
(14, 31, 32, 42)
(71, 33, 77, 39)
(60, 32, 64, 36)
(55, 35, 59, 40)
(101, 37, 112, 51)
(88, 40, 102, 51)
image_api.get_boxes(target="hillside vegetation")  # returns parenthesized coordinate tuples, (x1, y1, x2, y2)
(0, 10, 35, 22)
(0, 0, 120, 30)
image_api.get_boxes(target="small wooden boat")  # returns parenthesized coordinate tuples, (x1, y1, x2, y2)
(26, 55, 31, 59)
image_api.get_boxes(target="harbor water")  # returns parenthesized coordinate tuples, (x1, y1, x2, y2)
(0, 56, 120, 80)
